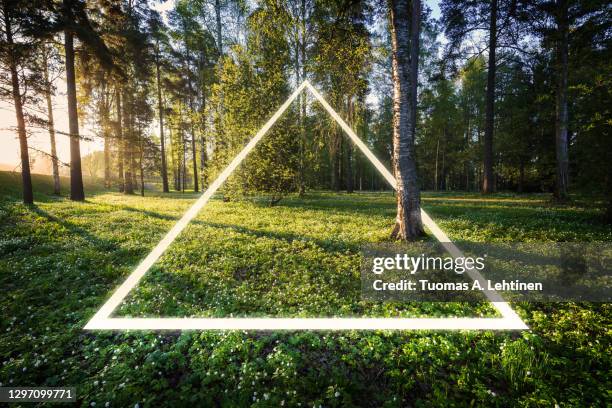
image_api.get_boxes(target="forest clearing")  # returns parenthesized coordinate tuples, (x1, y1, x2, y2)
(1, 172, 610, 406)
(1, 0, 610, 405)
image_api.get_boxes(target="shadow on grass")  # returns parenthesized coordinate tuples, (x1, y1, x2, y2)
(28, 205, 121, 252)
(190, 219, 369, 253)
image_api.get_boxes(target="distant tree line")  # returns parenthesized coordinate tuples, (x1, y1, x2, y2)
(1, 0, 609, 225)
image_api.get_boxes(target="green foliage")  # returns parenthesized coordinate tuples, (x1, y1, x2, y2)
(0, 172, 610, 406)
(208, 2, 299, 203)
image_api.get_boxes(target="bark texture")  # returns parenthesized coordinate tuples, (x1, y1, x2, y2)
(389, 0, 424, 240)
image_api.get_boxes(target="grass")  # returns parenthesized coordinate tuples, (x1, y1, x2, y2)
(0, 171, 610, 407)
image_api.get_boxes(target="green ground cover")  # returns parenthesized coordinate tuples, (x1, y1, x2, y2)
(0, 172, 610, 407)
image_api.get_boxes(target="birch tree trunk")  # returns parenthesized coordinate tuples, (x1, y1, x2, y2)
(215, 0, 222, 54)
(410, 0, 420, 143)
(389, 0, 423, 240)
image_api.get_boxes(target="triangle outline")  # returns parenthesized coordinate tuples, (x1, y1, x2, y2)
(85, 81, 527, 331)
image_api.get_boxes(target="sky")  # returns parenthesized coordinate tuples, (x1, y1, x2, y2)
(0, 0, 441, 172)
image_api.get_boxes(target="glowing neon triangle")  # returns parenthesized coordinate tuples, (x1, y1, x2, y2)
(85, 81, 527, 330)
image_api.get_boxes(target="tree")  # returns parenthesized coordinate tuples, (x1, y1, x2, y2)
(482, 0, 497, 194)
(50, 0, 114, 200)
(441, 0, 526, 193)
(553, 0, 569, 201)
(208, 1, 298, 204)
(389, 0, 423, 240)
(150, 10, 170, 192)
(1, 0, 36, 204)
(311, 0, 371, 192)
(41, 42, 61, 195)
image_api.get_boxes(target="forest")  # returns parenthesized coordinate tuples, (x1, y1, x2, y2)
(1, 0, 611, 407)
(2, 0, 610, 215)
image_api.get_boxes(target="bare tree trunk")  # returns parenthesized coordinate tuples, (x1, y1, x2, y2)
(518, 158, 525, 193)
(4, 4, 33, 204)
(605, 164, 612, 224)
(100, 78, 111, 189)
(295, 25, 305, 196)
(483, 0, 497, 194)
(554, 0, 569, 201)
(115, 87, 124, 192)
(410, 0, 420, 143)
(182, 133, 186, 193)
(130, 99, 137, 191)
(346, 97, 354, 193)
(138, 126, 144, 197)
(199, 68, 207, 190)
(155, 41, 169, 193)
(346, 142, 353, 193)
(441, 143, 446, 190)
(168, 124, 178, 191)
(42, 46, 60, 195)
(215, 0, 222, 54)
(389, 0, 423, 240)
(334, 132, 342, 191)
(186, 63, 199, 193)
(65, 29, 85, 201)
(434, 137, 439, 191)
(122, 90, 134, 194)
(190, 131, 198, 192)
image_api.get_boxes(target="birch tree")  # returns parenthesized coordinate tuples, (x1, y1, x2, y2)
(389, 0, 423, 240)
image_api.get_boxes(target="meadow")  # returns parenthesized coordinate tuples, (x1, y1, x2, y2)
(0, 171, 610, 407)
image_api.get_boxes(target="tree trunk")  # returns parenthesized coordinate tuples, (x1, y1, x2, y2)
(115, 87, 124, 192)
(434, 137, 439, 191)
(122, 90, 134, 194)
(483, 0, 497, 194)
(389, 0, 423, 240)
(64, 29, 85, 201)
(43, 46, 60, 195)
(4, 4, 33, 204)
(199, 119, 207, 190)
(346, 142, 353, 193)
(186, 62, 199, 193)
(190, 131, 198, 192)
(296, 28, 305, 196)
(554, 0, 569, 201)
(605, 164, 612, 224)
(130, 98, 137, 191)
(100, 78, 111, 189)
(182, 133, 186, 193)
(346, 97, 354, 193)
(518, 158, 525, 193)
(215, 0, 223, 54)
(410, 0, 420, 143)
(155, 42, 169, 193)
(138, 127, 145, 197)
(299, 0, 307, 196)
